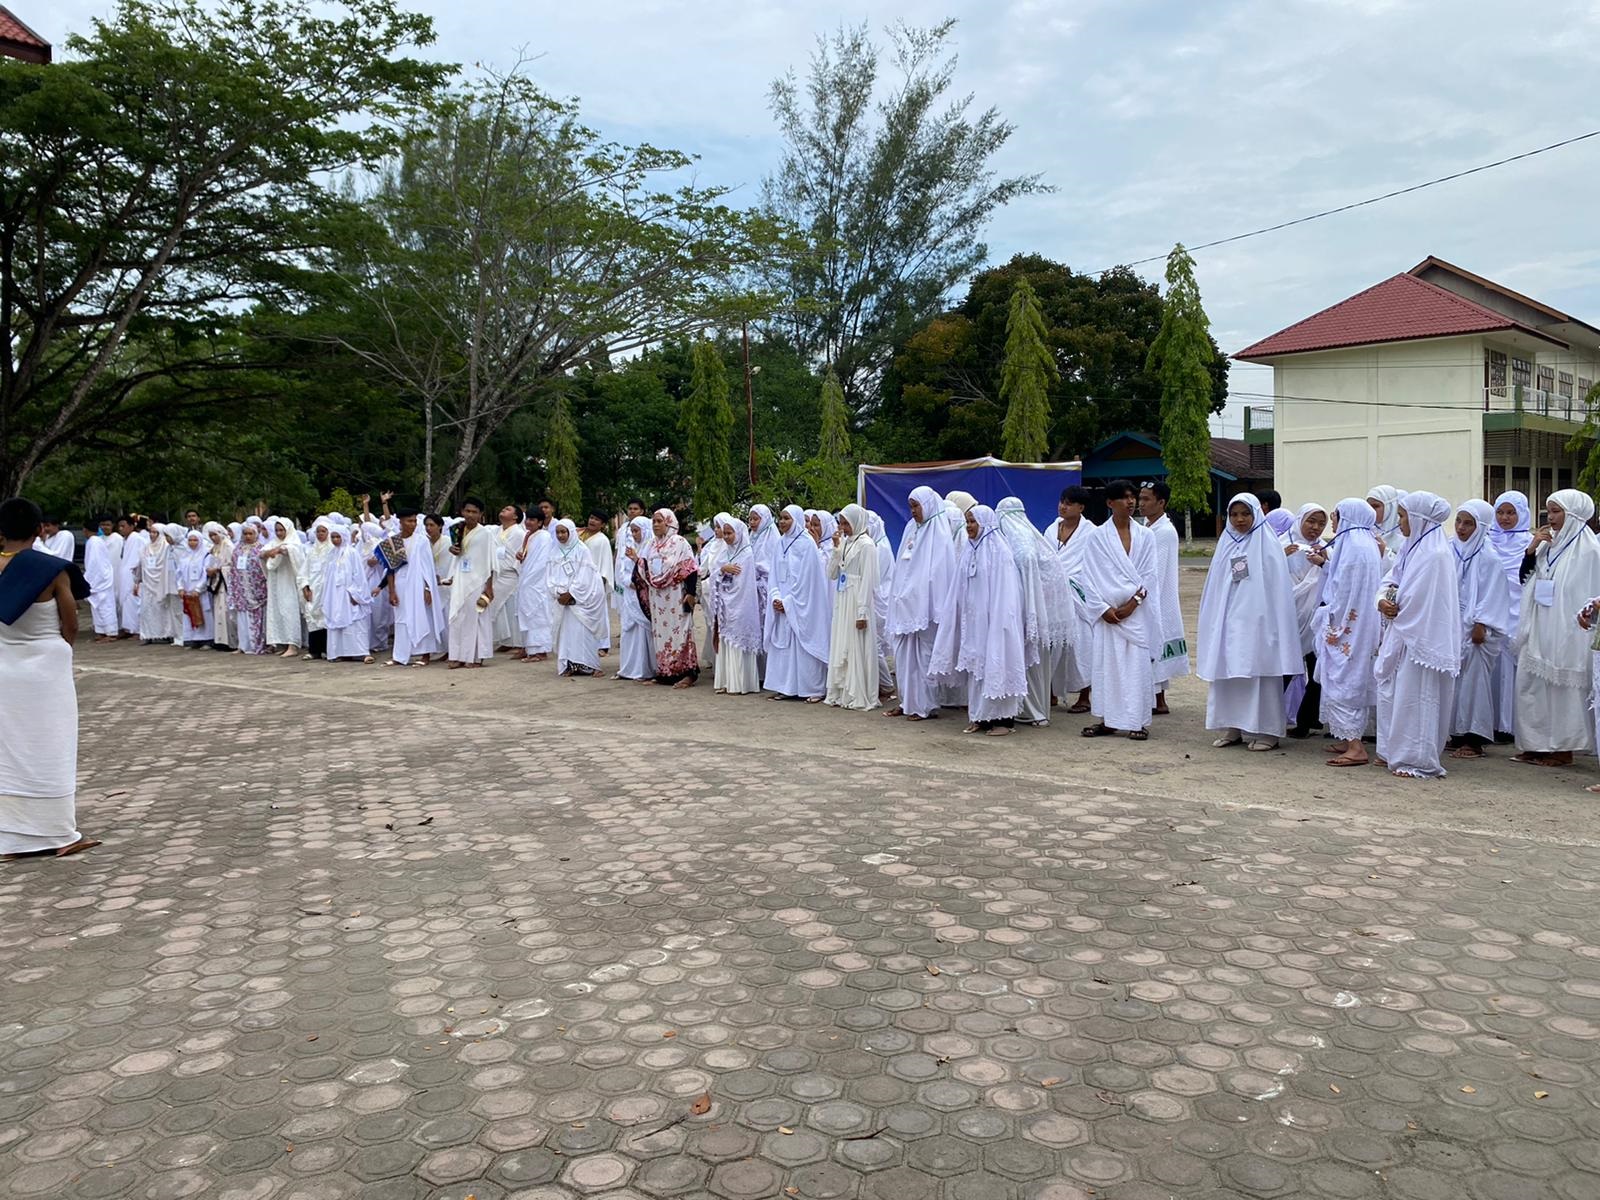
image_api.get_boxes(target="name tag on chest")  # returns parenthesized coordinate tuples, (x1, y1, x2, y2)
(460, 558, 474, 574)
(1230, 556, 1250, 583)
(1534, 578, 1556, 607)
(837, 573, 848, 592)
(235, 555, 247, 570)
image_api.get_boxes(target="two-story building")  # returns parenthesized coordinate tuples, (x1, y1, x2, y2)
(0, 6, 50, 64)
(1236, 256, 1600, 512)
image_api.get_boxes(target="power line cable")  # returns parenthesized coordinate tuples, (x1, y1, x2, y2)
(1090, 129, 1600, 274)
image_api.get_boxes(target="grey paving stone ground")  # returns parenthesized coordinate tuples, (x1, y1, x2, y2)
(4, 665, 1600, 1199)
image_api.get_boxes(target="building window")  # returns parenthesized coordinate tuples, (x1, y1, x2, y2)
(1538, 364, 1556, 393)
(1559, 371, 1575, 398)
(1581, 377, 1594, 403)
(1512, 357, 1533, 389)
(1485, 349, 1507, 395)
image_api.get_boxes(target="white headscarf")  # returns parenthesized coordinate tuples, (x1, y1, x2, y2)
(1284, 502, 1329, 653)
(1514, 488, 1600, 688)
(1196, 494, 1304, 681)
(323, 527, 370, 631)
(1375, 491, 1462, 680)
(748, 504, 779, 585)
(1366, 484, 1404, 553)
(888, 486, 956, 638)
(996, 495, 1074, 654)
(928, 504, 1027, 700)
(1454, 499, 1508, 638)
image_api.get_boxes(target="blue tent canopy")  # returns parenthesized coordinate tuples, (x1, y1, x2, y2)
(858, 456, 1084, 548)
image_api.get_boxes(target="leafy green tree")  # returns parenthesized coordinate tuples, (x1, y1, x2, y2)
(330, 70, 769, 509)
(0, 0, 449, 494)
(1566, 379, 1600, 492)
(760, 20, 1047, 413)
(818, 366, 852, 461)
(999, 277, 1057, 462)
(545, 393, 582, 518)
(1147, 244, 1215, 546)
(681, 340, 736, 520)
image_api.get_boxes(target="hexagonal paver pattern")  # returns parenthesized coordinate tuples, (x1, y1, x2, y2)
(2, 659, 1599, 1200)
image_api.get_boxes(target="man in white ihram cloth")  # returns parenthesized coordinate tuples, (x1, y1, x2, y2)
(446, 499, 497, 668)
(514, 510, 555, 662)
(824, 504, 881, 709)
(1077, 481, 1163, 740)
(83, 518, 123, 641)
(116, 517, 142, 636)
(1139, 481, 1189, 714)
(1196, 494, 1304, 752)
(1513, 488, 1600, 767)
(1373, 491, 1463, 779)
(0, 497, 97, 858)
(387, 508, 446, 667)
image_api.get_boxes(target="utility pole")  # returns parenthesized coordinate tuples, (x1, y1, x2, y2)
(742, 321, 757, 486)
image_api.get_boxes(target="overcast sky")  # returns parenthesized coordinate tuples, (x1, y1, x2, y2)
(32, 0, 1600, 435)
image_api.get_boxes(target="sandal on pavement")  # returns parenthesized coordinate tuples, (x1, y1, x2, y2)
(1081, 724, 1115, 738)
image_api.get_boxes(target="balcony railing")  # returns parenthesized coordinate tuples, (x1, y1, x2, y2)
(1484, 386, 1590, 422)
(1244, 405, 1274, 432)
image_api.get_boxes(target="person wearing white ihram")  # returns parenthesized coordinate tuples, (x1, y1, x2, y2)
(446, 500, 498, 668)
(1486, 490, 1532, 740)
(614, 516, 656, 681)
(323, 526, 375, 663)
(1315, 499, 1384, 769)
(710, 515, 763, 695)
(824, 504, 880, 710)
(884, 486, 956, 722)
(1446, 499, 1510, 760)
(1138, 481, 1189, 716)
(548, 518, 608, 678)
(867, 511, 896, 698)
(1041, 486, 1095, 715)
(996, 495, 1075, 727)
(764, 504, 831, 702)
(1078, 481, 1162, 741)
(1197, 494, 1304, 753)
(386, 508, 446, 668)
(82, 518, 123, 642)
(262, 516, 307, 656)
(1371, 492, 1463, 779)
(928, 503, 1026, 735)
(1513, 488, 1600, 767)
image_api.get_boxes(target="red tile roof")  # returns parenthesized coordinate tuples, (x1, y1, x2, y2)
(1233, 271, 1560, 361)
(0, 7, 48, 51)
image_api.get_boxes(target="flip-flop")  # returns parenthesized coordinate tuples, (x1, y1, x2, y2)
(1127, 729, 1149, 741)
(1511, 753, 1559, 767)
(986, 727, 1013, 737)
(882, 708, 904, 718)
(1326, 756, 1368, 768)
(1448, 747, 1484, 760)
(1067, 702, 1091, 714)
(1081, 724, 1114, 737)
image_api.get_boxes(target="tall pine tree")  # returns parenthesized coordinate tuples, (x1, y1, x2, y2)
(818, 366, 851, 460)
(545, 392, 582, 518)
(1147, 244, 1214, 547)
(999, 276, 1057, 461)
(681, 339, 736, 520)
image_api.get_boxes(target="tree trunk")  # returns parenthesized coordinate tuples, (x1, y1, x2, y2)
(1183, 509, 1195, 551)
(423, 400, 435, 508)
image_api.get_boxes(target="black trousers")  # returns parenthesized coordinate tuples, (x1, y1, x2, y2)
(308, 629, 328, 660)
(1292, 652, 1321, 733)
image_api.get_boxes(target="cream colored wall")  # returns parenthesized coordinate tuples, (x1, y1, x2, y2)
(1268, 337, 1484, 506)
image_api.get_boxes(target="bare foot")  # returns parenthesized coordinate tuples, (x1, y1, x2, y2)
(883, 707, 904, 718)
(672, 678, 694, 690)
(448, 662, 465, 670)
(1326, 753, 1368, 767)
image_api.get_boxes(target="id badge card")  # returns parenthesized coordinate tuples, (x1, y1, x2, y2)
(460, 558, 473, 574)
(235, 555, 247, 570)
(1230, 556, 1249, 583)
(1534, 578, 1556, 607)
(836, 573, 848, 592)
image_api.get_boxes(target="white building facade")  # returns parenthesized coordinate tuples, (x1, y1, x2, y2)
(1238, 257, 1600, 512)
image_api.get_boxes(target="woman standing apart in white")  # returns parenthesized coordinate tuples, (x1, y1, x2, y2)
(615, 517, 656, 681)
(824, 504, 880, 710)
(1197, 495, 1304, 752)
(0, 497, 97, 859)
(548, 518, 609, 677)
(1447, 500, 1510, 760)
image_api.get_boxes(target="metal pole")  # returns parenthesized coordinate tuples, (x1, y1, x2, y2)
(742, 321, 757, 486)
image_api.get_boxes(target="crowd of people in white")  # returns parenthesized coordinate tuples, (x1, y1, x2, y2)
(40, 475, 1600, 788)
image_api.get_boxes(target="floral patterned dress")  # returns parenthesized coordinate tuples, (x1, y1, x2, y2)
(643, 520, 700, 683)
(226, 543, 269, 654)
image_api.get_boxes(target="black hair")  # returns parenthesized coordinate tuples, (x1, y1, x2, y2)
(395, 506, 420, 519)
(504, 504, 524, 522)
(588, 510, 607, 525)
(40, 513, 61, 526)
(526, 509, 547, 525)
(538, 497, 556, 510)
(626, 497, 646, 511)
(1257, 489, 1282, 511)
(1141, 480, 1171, 503)
(460, 496, 486, 514)
(1102, 479, 1138, 502)
(1062, 485, 1094, 506)
(91, 514, 113, 527)
(0, 496, 44, 541)
(424, 513, 445, 528)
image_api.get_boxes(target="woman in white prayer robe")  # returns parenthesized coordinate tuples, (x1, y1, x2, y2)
(1447, 499, 1510, 758)
(360, 521, 394, 652)
(928, 504, 1027, 735)
(1316, 499, 1385, 767)
(548, 518, 608, 677)
(824, 504, 881, 710)
(1487, 490, 1531, 740)
(1077, 483, 1163, 740)
(1366, 484, 1404, 562)
(262, 517, 307, 655)
(615, 517, 656, 681)
(1513, 488, 1600, 766)
(174, 529, 214, 646)
(1197, 495, 1305, 751)
(323, 527, 375, 663)
(764, 505, 831, 701)
(514, 514, 555, 661)
(1374, 492, 1462, 779)
(711, 517, 763, 695)
(748, 504, 779, 673)
(202, 523, 233, 650)
(135, 525, 180, 644)
(885, 487, 956, 722)
(867, 511, 896, 696)
(301, 517, 337, 659)
(935, 491, 979, 704)
(997, 495, 1075, 727)
(1282, 502, 1329, 735)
